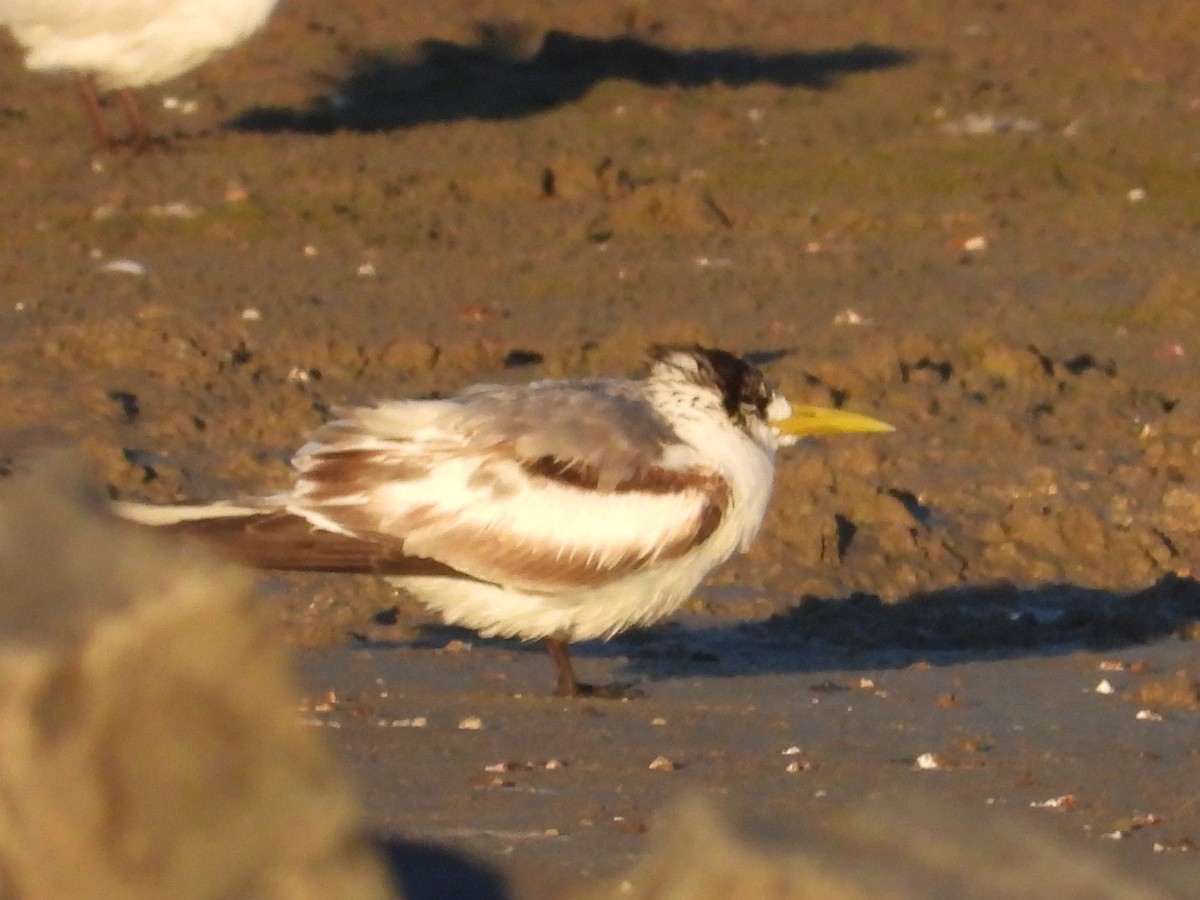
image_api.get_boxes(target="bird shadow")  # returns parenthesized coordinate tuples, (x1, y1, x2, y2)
(229, 29, 911, 134)
(389, 575, 1200, 688)
(370, 834, 514, 900)
(612, 575, 1200, 683)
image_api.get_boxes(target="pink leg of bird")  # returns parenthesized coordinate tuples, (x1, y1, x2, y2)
(73, 75, 155, 149)
(114, 87, 152, 149)
(543, 636, 641, 699)
(74, 74, 113, 145)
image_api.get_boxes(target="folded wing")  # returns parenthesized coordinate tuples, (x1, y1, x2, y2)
(286, 398, 731, 592)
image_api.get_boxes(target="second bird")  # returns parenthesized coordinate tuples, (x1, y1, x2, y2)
(0, 0, 279, 146)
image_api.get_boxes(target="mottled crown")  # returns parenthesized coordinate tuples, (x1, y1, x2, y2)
(648, 345, 774, 422)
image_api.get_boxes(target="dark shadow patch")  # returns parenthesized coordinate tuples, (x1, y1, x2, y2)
(618, 575, 1200, 681)
(230, 32, 912, 134)
(360, 576, 1200, 690)
(834, 513, 857, 560)
(502, 349, 544, 369)
(886, 487, 932, 527)
(106, 390, 140, 423)
(742, 348, 794, 367)
(372, 833, 514, 900)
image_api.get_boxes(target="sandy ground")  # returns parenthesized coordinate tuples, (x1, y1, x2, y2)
(2, 0, 1200, 895)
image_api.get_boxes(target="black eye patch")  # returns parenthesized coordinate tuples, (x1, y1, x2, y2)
(742, 375, 770, 417)
(690, 347, 769, 419)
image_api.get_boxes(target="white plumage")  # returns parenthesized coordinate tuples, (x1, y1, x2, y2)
(1, 0, 278, 143)
(117, 346, 893, 696)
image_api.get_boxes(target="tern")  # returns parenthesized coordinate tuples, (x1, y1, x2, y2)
(0, 0, 279, 146)
(116, 345, 893, 697)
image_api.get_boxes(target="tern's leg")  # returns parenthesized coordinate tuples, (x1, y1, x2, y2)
(115, 88, 152, 149)
(73, 78, 155, 149)
(543, 636, 642, 699)
(544, 636, 583, 697)
(74, 74, 113, 145)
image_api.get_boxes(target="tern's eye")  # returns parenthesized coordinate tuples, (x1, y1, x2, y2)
(740, 375, 769, 416)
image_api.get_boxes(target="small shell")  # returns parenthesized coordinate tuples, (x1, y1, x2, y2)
(914, 752, 942, 770)
(98, 258, 147, 276)
(1030, 794, 1076, 809)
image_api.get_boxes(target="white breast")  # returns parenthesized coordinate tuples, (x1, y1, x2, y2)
(393, 408, 778, 643)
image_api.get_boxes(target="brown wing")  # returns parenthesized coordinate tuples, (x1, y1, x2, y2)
(286, 443, 734, 592)
(152, 511, 488, 581)
(203, 383, 734, 591)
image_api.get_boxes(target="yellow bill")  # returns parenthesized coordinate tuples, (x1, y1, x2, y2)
(775, 405, 894, 437)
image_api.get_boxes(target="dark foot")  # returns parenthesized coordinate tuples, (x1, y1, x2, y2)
(556, 679, 645, 700)
(544, 636, 642, 699)
(106, 134, 174, 154)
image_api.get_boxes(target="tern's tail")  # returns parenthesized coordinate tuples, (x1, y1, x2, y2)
(113, 500, 266, 528)
(112, 500, 463, 579)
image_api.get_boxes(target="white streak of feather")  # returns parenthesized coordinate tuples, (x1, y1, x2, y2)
(111, 499, 261, 526)
(395, 460, 708, 547)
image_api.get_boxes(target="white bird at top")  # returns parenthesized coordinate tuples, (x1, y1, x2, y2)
(0, 0, 279, 146)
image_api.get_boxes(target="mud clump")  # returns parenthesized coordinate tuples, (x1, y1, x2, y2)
(568, 795, 1185, 900)
(0, 460, 393, 899)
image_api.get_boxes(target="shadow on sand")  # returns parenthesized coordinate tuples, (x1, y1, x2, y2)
(230, 29, 911, 134)
(397, 574, 1200, 686)
(618, 574, 1200, 681)
(373, 834, 514, 900)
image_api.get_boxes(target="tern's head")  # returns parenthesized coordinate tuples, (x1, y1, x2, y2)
(648, 345, 894, 449)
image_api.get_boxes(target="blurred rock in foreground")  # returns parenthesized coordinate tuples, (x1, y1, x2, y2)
(568, 794, 1193, 900)
(0, 458, 394, 899)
